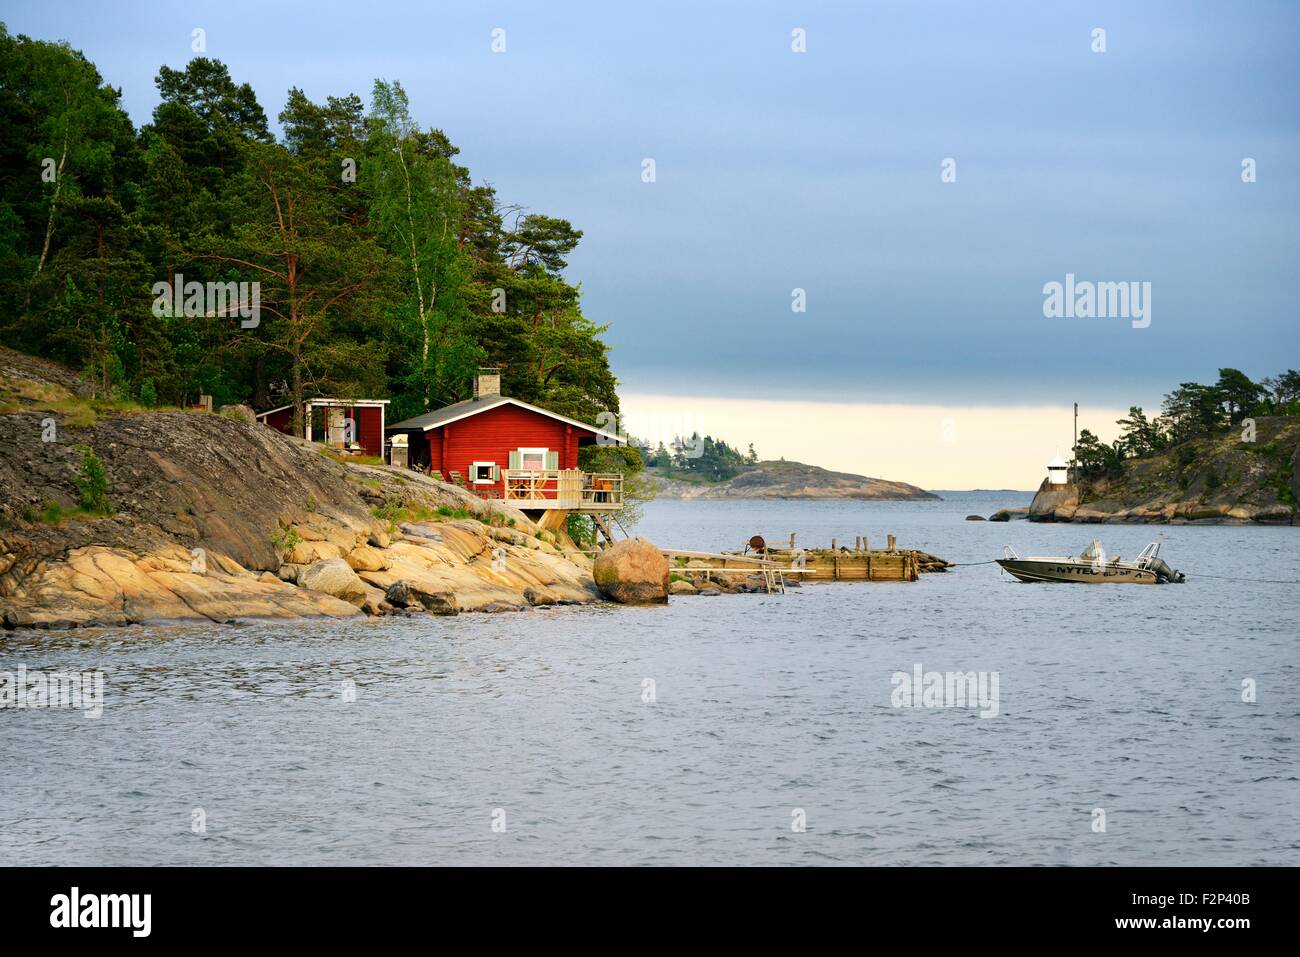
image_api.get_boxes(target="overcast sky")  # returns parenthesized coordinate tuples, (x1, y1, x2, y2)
(6, 0, 1297, 486)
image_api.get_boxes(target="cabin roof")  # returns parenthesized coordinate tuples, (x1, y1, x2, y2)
(387, 395, 623, 444)
(256, 397, 389, 419)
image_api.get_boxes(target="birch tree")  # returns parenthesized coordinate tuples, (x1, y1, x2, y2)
(365, 80, 477, 409)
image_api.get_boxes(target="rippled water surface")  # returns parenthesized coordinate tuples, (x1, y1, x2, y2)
(2, 493, 1297, 865)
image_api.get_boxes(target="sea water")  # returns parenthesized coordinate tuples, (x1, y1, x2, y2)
(1, 493, 1296, 865)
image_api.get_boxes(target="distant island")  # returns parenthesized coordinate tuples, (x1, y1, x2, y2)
(1026, 368, 1298, 524)
(638, 434, 935, 500)
(650, 460, 938, 500)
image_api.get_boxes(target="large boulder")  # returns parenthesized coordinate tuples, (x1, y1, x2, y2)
(592, 538, 669, 604)
(297, 558, 368, 603)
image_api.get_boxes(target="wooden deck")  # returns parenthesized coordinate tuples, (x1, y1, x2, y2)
(502, 469, 623, 511)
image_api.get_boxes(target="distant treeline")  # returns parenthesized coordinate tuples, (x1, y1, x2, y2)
(641, 433, 757, 481)
(1074, 367, 1300, 477)
(0, 24, 618, 427)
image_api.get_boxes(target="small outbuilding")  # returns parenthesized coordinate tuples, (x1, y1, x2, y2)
(256, 398, 390, 458)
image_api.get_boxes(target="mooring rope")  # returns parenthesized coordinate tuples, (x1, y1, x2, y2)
(1178, 570, 1300, 585)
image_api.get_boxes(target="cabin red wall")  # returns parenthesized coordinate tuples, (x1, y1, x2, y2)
(355, 406, 383, 458)
(423, 403, 593, 487)
(262, 408, 294, 435)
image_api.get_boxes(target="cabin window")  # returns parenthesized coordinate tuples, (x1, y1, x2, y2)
(471, 462, 498, 484)
(515, 448, 550, 472)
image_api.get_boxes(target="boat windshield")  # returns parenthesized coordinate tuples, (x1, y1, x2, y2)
(1079, 540, 1104, 562)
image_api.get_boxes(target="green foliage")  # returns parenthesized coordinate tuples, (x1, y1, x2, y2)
(272, 525, 301, 558)
(0, 30, 620, 432)
(1073, 429, 1117, 479)
(1115, 406, 1165, 458)
(25, 499, 102, 524)
(75, 444, 110, 514)
(1086, 369, 1298, 476)
(566, 513, 597, 549)
(1214, 368, 1264, 424)
(650, 433, 755, 481)
(371, 498, 476, 533)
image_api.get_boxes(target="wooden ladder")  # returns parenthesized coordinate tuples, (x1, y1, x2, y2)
(591, 513, 619, 547)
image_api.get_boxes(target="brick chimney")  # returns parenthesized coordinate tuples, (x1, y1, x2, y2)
(473, 368, 501, 398)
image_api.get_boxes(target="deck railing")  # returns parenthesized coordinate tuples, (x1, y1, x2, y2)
(502, 469, 623, 509)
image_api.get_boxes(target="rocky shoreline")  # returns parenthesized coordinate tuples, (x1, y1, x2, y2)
(0, 414, 605, 630)
(1016, 416, 1298, 525)
(0, 345, 615, 629)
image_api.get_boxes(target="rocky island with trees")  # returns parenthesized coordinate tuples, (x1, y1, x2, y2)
(642, 434, 936, 500)
(1029, 368, 1300, 524)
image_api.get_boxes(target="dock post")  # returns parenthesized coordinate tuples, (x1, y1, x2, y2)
(854, 536, 861, 551)
(831, 537, 837, 551)
(789, 533, 795, 549)
(888, 534, 896, 552)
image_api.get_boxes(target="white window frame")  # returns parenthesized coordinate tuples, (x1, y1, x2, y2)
(517, 447, 549, 473)
(471, 461, 497, 484)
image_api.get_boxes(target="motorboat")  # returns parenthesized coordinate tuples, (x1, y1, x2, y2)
(997, 540, 1185, 584)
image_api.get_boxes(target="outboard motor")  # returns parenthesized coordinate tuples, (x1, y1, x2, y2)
(1148, 557, 1185, 583)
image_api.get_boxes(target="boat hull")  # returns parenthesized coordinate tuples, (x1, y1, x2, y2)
(996, 559, 1158, 584)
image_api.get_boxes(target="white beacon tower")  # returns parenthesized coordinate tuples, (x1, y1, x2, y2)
(1046, 452, 1070, 485)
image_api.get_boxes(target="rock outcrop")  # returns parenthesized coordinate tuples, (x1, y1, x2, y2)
(1025, 417, 1298, 525)
(297, 558, 368, 603)
(1, 545, 362, 630)
(988, 507, 1029, 522)
(593, 538, 670, 604)
(0, 346, 606, 629)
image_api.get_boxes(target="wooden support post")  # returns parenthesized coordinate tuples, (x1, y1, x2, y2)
(888, 534, 896, 551)
(831, 537, 837, 551)
(789, 533, 795, 548)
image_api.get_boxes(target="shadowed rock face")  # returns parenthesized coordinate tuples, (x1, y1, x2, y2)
(593, 538, 670, 604)
(650, 461, 938, 500)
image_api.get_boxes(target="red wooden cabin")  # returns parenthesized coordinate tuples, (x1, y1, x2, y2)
(386, 373, 624, 512)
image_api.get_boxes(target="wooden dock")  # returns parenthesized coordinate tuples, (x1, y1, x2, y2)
(660, 548, 788, 593)
(656, 535, 949, 593)
(721, 533, 948, 584)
